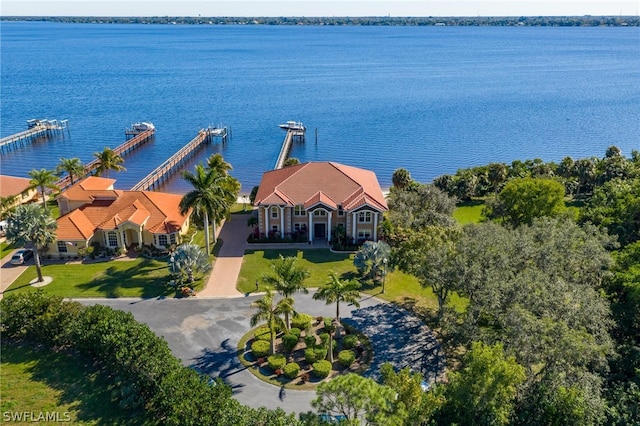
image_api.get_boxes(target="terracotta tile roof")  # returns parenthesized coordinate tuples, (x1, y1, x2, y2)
(55, 183, 190, 240)
(255, 162, 388, 212)
(303, 191, 338, 210)
(0, 175, 32, 198)
(58, 176, 120, 202)
(56, 209, 96, 240)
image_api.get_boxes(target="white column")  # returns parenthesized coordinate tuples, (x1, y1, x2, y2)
(262, 206, 267, 236)
(138, 228, 143, 248)
(327, 212, 332, 242)
(352, 212, 357, 242)
(308, 211, 313, 242)
(280, 206, 285, 239)
(373, 212, 379, 241)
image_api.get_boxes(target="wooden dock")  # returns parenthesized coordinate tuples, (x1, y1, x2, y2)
(274, 128, 305, 170)
(130, 127, 220, 191)
(54, 128, 155, 191)
(0, 119, 68, 154)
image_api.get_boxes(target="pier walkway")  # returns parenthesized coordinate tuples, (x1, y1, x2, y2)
(130, 127, 224, 191)
(0, 119, 68, 154)
(274, 128, 304, 170)
(54, 128, 155, 191)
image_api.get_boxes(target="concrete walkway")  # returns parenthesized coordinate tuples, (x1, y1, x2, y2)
(198, 213, 251, 297)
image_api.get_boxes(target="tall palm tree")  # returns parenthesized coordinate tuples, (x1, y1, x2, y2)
(313, 272, 361, 339)
(57, 157, 85, 186)
(262, 255, 310, 330)
(180, 164, 217, 253)
(6, 203, 57, 283)
(250, 287, 293, 355)
(205, 154, 241, 241)
(93, 147, 126, 178)
(28, 168, 58, 211)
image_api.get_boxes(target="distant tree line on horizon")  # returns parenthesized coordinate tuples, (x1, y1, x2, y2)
(2, 15, 639, 27)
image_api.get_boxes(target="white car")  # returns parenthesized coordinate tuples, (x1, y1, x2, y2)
(10, 249, 33, 265)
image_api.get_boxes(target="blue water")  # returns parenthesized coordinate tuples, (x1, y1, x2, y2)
(1, 22, 639, 193)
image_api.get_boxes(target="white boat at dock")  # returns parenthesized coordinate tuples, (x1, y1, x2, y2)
(129, 122, 156, 133)
(279, 121, 306, 132)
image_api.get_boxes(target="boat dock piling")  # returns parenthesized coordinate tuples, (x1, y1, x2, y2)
(54, 128, 155, 191)
(0, 119, 68, 154)
(130, 127, 220, 191)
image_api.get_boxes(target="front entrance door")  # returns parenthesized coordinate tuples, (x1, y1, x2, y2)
(314, 223, 326, 240)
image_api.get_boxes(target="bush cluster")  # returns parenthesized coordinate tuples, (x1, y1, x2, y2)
(338, 350, 356, 367)
(304, 334, 317, 348)
(254, 327, 271, 341)
(251, 340, 271, 358)
(0, 291, 297, 426)
(291, 313, 313, 331)
(282, 333, 299, 352)
(289, 327, 302, 339)
(283, 362, 300, 379)
(312, 360, 332, 378)
(267, 354, 287, 371)
(343, 334, 359, 349)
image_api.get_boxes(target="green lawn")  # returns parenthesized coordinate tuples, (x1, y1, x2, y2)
(1, 342, 147, 425)
(1, 241, 18, 259)
(237, 248, 466, 315)
(237, 249, 354, 293)
(453, 199, 485, 224)
(4, 258, 178, 298)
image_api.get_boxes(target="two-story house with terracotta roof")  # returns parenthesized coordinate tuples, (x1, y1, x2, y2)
(253, 162, 388, 243)
(51, 176, 191, 258)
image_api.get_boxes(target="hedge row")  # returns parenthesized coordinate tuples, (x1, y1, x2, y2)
(0, 291, 299, 426)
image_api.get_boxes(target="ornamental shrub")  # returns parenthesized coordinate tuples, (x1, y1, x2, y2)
(289, 327, 302, 339)
(267, 354, 287, 371)
(319, 332, 330, 346)
(304, 334, 317, 348)
(338, 350, 356, 367)
(323, 317, 336, 333)
(251, 340, 270, 358)
(291, 313, 313, 331)
(254, 327, 271, 341)
(312, 360, 331, 378)
(282, 333, 298, 352)
(314, 347, 328, 362)
(305, 348, 317, 364)
(283, 362, 300, 379)
(343, 335, 359, 349)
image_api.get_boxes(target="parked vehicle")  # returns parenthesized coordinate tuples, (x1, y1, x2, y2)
(10, 249, 33, 265)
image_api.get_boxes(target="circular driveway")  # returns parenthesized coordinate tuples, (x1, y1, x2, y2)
(79, 293, 444, 415)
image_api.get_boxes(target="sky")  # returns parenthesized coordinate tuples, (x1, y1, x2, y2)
(2, 1, 639, 17)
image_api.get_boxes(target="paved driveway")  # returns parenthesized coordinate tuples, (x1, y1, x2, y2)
(79, 293, 444, 415)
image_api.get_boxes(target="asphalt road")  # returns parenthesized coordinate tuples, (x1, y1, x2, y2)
(78, 293, 444, 416)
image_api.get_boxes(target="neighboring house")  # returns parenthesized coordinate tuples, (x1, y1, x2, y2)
(0, 174, 38, 209)
(253, 162, 388, 243)
(52, 176, 191, 258)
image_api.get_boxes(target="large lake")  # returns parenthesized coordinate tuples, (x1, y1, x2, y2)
(1, 22, 638, 192)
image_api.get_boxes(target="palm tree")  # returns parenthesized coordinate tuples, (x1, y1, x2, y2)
(57, 157, 85, 186)
(313, 272, 361, 339)
(250, 287, 293, 355)
(262, 255, 310, 330)
(180, 164, 217, 253)
(28, 168, 58, 211)
(6, 203, 57, 283)
(205, 154, 241, 241)
(392, 168, 412, 190)
(93, 147, 126, 178)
